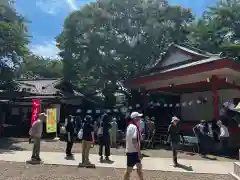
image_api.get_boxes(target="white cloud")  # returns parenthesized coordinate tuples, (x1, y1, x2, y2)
(36, 0, 79, 15)
(36, 0, 64, 15)
(30, 41, 60, 59)
(65, 0, 77, 10)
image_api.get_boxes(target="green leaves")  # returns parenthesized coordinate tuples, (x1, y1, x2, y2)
(57, 0, 195, 96)
(0, 0, 29, 87)
(20, 55, 63, 79)
(189, 0, 240, 56)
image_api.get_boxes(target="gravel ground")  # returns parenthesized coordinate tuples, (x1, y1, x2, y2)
(0, 137, 236, 161)
(0, 161, 233, 180)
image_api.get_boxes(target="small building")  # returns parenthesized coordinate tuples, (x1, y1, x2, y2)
(0, 78, 84, 136)
(126, 43, 240, 147)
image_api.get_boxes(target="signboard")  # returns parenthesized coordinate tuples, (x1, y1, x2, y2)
(46, 108, 57, 133)
(31, 99, 40, 126)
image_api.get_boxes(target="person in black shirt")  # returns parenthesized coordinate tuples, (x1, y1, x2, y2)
(167, 116, 184, 167)
(193, 120, 209, 156)
(66, 115, 75, 157)
(81, 115, 94, 165)
(98, 113, 111, 161)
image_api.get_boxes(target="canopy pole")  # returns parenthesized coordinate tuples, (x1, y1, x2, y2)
(211, 75, 219, 120)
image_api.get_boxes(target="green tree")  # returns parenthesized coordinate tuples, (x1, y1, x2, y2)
(57, 0, 194, 98)
(0, 0, 29, 87)
(188, 0, 240, 58)
(19, 55, 63, 79)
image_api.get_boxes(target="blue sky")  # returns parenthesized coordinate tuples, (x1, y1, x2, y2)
(15, 0, 217, 59)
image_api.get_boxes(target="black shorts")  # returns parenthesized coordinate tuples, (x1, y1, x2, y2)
(126, 152, 140, 167)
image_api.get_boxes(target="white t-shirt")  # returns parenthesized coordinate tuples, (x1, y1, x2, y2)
(125, 124, 140, 153)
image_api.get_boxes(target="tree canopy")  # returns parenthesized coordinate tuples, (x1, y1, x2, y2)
(56, 0, 194, 95)
(19, 55, 63, 79)
(188, 0, 240, 58)
(0, 0, 29, 87)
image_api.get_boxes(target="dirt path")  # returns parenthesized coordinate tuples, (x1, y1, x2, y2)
(0, 161, 233, 180)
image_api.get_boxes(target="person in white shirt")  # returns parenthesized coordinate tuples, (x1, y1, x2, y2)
(217, 120, 230, 154)
(29, 113, 46, 161)
(124, 112, 144, 180)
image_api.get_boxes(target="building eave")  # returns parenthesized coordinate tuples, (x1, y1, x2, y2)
(125, 58, 236, 88)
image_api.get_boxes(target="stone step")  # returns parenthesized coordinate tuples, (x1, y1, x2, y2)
(229, 173, 240, 180)
(234, 162, 240, 177)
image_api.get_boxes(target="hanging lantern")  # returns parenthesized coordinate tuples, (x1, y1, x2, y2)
(86, 110, 92, 114)
(188, 101, 193, 106)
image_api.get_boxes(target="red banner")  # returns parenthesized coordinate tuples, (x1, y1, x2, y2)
(31, 99, 41, 126)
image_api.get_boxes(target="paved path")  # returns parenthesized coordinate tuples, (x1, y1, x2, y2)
(0, 150, 233, 175)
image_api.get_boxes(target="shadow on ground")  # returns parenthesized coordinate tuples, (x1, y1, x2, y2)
(177, 163, 193, 171)
(0, 138, 27, 153)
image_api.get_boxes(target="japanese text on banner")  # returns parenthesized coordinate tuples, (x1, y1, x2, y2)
(31, 99, 40, 126)
(46, 108, 57, 133)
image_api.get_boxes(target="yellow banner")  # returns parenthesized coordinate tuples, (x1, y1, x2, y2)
(46, 108, 57, 133)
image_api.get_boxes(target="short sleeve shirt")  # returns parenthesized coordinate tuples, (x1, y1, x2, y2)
(82, 123, 93, 141)
(125, 124, 139, 153)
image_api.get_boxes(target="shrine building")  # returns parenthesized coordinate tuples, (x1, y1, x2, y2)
(125, 43, 240, 132)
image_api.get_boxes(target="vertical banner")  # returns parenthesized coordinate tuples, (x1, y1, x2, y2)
(31, 99, 41, 126)
(46, 108, 57, 133)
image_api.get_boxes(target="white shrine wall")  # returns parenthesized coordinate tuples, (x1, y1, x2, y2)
(180, 89, 240, 121)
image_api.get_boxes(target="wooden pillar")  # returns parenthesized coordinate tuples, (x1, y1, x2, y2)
(142, 90, 149, 114)
(211, 75, 219, 120)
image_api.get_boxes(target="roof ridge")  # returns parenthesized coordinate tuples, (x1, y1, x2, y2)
(175, 43, 215, 56)
(17, 78, 62, 81)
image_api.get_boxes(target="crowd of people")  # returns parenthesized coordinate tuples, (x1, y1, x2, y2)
(28, 109, 231, 180)
(193, 119, 230, 157)
(28, 111, 157, 179)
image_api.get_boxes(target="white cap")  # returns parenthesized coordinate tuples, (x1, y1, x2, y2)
(130, 112, 143, 119)
(217, 120, 222, 125)
(171, 116, 180, 123)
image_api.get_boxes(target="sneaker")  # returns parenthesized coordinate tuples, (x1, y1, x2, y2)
(105, 157, 111, 161)
(66, 153, 74, 157)
(31, 157, 41, 161)
(36, 157, 42, 161)
(99, 156, 103, 162)
(173, 163, 179, 167)
(78, 162, 85, 167)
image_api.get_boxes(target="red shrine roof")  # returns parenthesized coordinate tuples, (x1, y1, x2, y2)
(133, 43, 222, 78)
(125, 44, 239, 92)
